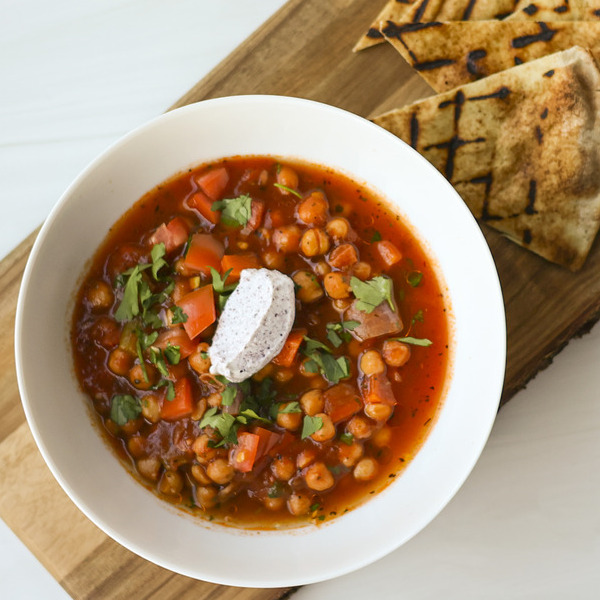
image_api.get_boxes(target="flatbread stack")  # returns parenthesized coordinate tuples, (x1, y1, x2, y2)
(372, 47, 600, 271)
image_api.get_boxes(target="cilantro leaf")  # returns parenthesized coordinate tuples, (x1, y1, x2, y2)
(350, 275, 395, 313)
(407, 271, 423, 287)
(150, 243, 168, 280)
(325, 320, 360, 348)
(278, 401, 301, 414)
(163, 343, 181, 365)
(273, 183, 302, 199)
(301, 415, 324, 439)
(114, 265, 146, 321)
(171, 306, 188, 324)
(391, 336, 432, 347)
(303, 336, 332, 354)
(211, 194, 252, 227)
(110, 394, 142, 426)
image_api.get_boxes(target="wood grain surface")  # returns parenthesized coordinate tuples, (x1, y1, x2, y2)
(3, 0, 600, 597)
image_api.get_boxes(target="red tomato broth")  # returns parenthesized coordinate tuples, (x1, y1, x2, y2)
(71, 156, 451, 529)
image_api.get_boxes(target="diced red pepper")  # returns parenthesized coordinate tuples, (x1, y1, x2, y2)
(221, 252, 261, 282)
(375, 240, 402, 268)
(160, 377, 194, 420)
(148, 217, 190, 253)
(175, 285, 216, 340)
(182, 233, 224, 276)
(196, 167, 229, 201)
(187, 191, 221, 225)
(272, 329, 307, 367)
(324, 383, 363, 423)
(253, 426, 284, 458)
(229, 432, 260, 472)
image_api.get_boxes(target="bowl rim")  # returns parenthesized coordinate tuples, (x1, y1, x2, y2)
(15, 94, 506, 587)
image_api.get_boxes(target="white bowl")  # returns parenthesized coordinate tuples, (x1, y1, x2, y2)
(15, 95, 505, 587)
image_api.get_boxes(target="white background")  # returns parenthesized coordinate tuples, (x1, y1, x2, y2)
(2, 1, 600, 598)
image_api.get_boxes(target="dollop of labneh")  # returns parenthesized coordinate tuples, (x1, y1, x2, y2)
(208, 269, 295, 382)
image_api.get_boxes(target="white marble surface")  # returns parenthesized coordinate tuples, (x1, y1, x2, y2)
(2, 1, 600, 598)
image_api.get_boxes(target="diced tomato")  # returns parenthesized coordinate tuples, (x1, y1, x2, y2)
(154, 327, 197, 359)
(221, 252, 261, 282)
(229, 432, 260, 473)
(182, 233, 224, 276)
(160, 377, 194, 420)
(324, 383, 363, 423)
(196, 167, 229, 201)
(175, 285, 216, 339)
(363, 373, 396, 405)
(253, 426, 285, 457)
(272, 329, 307, 367)
(375, 240, 402, 268)
(241, 200, 266, 234)
(187, 190, 221, 225)
(148, 217, 190, 253)
(328, 243, 359, 269)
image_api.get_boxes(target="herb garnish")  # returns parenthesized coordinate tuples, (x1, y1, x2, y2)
(390, 336, 432, 347)
(326, 320, 360, 348)
(210, 267, 238, 310)
(350, 275, 395, 313)
(273, 183, 302, 199)
(302, 336, 351, 384)
(301, 415, 324, 439)
(110, 394, 142, 426)
(407, 271, 423, 287)
(211, 194, 252, 227)
(171, 305, 188, 324)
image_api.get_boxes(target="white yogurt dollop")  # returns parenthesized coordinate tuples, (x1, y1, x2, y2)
(208, 268, 295, 382)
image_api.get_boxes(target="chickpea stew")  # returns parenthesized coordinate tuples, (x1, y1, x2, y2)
(72, 156, 450, 528)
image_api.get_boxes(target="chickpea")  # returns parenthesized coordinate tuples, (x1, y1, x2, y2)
(195, 485, 218, 509)
(136, 456, 161, 481)
(371, 425, 392, 448)
(301, 228, 330, 257)
(271, 455, 296, 481)
(129, 363, 157, 390)
(274, 367, 294, 383)
(261, 249, 285, 270)
(141, 393, 161, 423)
(297, 191, 329, 227)
(253, 363, 274, 381)
(276, 403, 303, 431)
(326, 217, 351, 240)
(311, 413, 336, 443)
(276, 165, 299, 192)
(273, 224, 302, 253)
(333, 298, 352, 311)
(347, 415, 375, 440)
(127, 436, 146, 459)
(191, 464, 212, 485)
(382, 340, 411, 368)
(190, 397, 207, 421)
(107, 347, 133, 376)
(364, 402, 393, 422)
(159, 469, 184, 495)
(206, 458, 235, 485)
(297, 449, 316, 470)
(120, 417, 142, 436)
(192, 434, 218, 464)
(263, 496, 286, 511)
(338, 441, 364, 468)
(188, 342, 211, 374)
(292, 270, 324, 304)
(207, 392, 222, 408)
(352, 261, 372, 281)
(300, 389, 324, 416)
(304, 461, 335, 491)
(353, 457, 379, 482)
(360, 350, 386, 376)
(323, 272, 351, 299)
(314, 260, 331, 277)
(86, 280, 114, 311)
(287, 492, 312, 516)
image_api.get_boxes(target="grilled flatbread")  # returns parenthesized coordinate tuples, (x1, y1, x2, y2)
(381, 20, 600, 92)
(372, 47, 600, 270)
(355, 0, 600, 52)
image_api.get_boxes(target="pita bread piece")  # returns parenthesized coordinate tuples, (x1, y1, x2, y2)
(382, 20, 600, 92)
(506, 0, 600, 20)
(354, 0, 518, 52)
(372, 47, 600, 270)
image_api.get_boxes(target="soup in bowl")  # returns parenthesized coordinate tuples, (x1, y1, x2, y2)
(15, 95, 505, 587)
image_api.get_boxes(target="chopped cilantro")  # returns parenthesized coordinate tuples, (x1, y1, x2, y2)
(110, 394, 142, 426)
(114, 265, 147, 321)
(350, 275, 395, 313)
(163, 343, 181, 365)
(211, 194, 252, 227)
(273, 183, 302, 199)
(411, 309, 424, 324)
(150, 243, 168, 280)
(371, 230, 382, 242)
(325, 320, 360, 348)
(278, 401, 302, 414)
(391, 336, 432, 347)
(171, 305, 188, 324)
(407, 271, 423, 287)
(301, 415, 324, 439)
(339, 432, 354, 445)
(303, 336, 332, 354)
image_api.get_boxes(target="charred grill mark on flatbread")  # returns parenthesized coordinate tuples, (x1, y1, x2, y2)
(366, 28, 385, 40)
(462, 0, 478, 19)
(472, 174, 501, 221)
(523, 229, 532, 245)
(515, 57, 524, 65)
(511, 22, 557, 48)
(467, 49, 488, 76)
(526, 180, 539, 215)
(554, 4, 568, 12)
(413, 0, 431, 21)
(535, 125, 544, 143)
(523, 3, 539, 15)
(541, 107, 549, 119)
(410, 113, 419, 149)
(544, 69, 555, 77)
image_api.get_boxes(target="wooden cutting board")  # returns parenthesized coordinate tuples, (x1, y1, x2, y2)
(3, 0, 600, 597)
